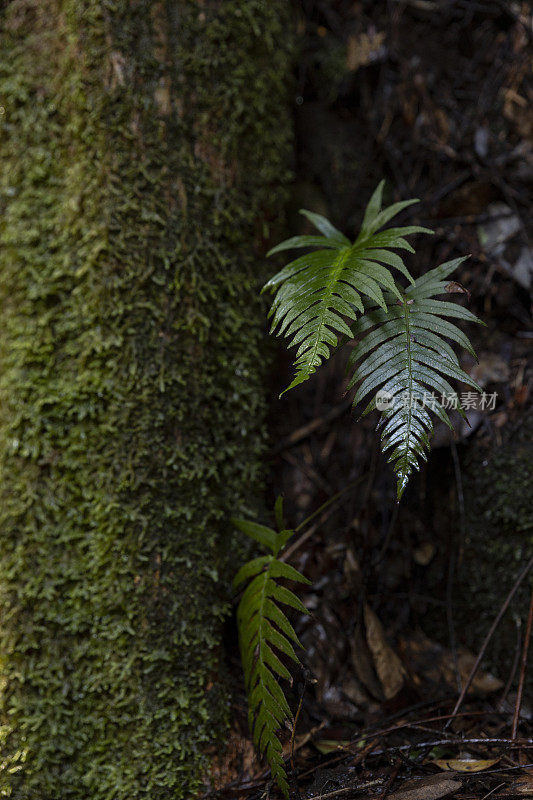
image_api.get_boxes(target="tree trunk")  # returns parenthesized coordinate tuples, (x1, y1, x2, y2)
(0, 2, 293, 797)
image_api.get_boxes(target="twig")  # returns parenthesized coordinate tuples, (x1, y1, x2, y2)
(480, 783, 506, 800)
(280, 476, 366, 562)
(269, 397, 352, 456)
(289, 673, 307, 800)
(308, 780, 383, 800)
(372, 502, 399, 568)
(389, 0, 439, 11)
(511, 584, 533, 739)
(448, 441, 464, 692)
(295, 737, 379, 782)
(372, 737, 533, 757)
(291, 711, 525, 784)
(281, 451, 331, 495)
(280, 520, 321, 564)
(477, 762, 533, 775)
(493, 0, 533, 42)
(499, 617, 522, 708)
(445, 555, 533, 730)
(289, 674, 308, 776)
(379, 759, 401, 800)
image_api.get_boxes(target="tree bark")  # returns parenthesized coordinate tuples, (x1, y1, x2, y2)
(0, 1, 293, 797)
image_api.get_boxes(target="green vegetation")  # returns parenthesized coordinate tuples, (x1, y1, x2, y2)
(0, 1, 292, 797)
(347, 258, 482, 497)
(233, 500, 310, 798)
(263, 182, 482, 498)
(237, 184, 482, 792)
(264, 181, 430, 395)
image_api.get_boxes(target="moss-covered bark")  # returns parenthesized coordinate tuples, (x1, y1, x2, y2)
(0, 1, 293, 797)
(453, 412, 533, 684)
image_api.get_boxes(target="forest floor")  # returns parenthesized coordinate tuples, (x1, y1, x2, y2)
(207, 2, 532, 798)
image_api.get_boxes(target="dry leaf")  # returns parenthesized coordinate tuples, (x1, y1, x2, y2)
(413, 541, 436, 566)
(445, 281, 471, 300)
(346, 30, 386, 71)
(314, 738, 351, 755)
(399, 632, 503, 695)
(457, 651, 503, 694)
(434, 758, 499, 772)
(364, 604, 406, 699)
(388, 773, 462, 800)
(351, 617, 385, 701)
(208, 729, 258, 790)
(503, 768, 533, 796)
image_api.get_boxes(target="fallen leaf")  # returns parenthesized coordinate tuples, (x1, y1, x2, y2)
(446, 281, 471, 300)
(513, 247, 533, 290)
(458, 651, 503, 694)
(413, 541, 436, 566)
(388, 773, 462, 800)
(399, 632, 503, 695)
(313, 738, 352, 755)
(364, 604, 406, 700)
(503, 768, 533, 795)
(434, 758, 499, 772)
(346, 30, 386, 71)
(478, 203, 521, 252)
(208, 729, 258, 789)
(470, 353, 510, 386)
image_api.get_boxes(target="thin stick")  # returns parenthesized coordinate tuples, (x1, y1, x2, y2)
(289, 674, 308, 775)
(280, 476, 366, 563)
(269, 397, 352, 456)
(307, 780, 383, 800)
(444, 555, 533, 730)
(512, 584, 533, 739)
(499, 617, 522, 708)
(372, 737, 533, 757)
(281, 451, 331, 495)
(379, 759, 401, 800)
(296, 737, 379, 782)
(448, 441, 464, 692)
(480, 783, 506, 800)
(293, 476, 365, 534)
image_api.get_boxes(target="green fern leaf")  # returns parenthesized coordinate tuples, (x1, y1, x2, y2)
(263, 181, 432, 395)
(233, 505, 310, 798)
(347, 257, 483, 499)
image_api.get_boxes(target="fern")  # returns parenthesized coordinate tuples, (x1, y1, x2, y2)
(232, 499, 310, 798)
(245, 187, 483, 789)
(347, 257, 483, 499)
(263, 181, 431, 395)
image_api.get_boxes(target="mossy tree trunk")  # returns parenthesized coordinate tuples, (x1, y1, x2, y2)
(0, 2, 293, 797)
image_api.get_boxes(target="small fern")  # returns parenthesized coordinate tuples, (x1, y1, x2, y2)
(347, 257, 483, 499)
(232, 499, 310, 797)
(263, 182, 484, 499)
(263, 181, 431, 394)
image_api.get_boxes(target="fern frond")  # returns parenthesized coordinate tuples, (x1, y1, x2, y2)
(347, 257, 483, 499)
(263, 181, 432, 395)
(233, 505, 310, 798)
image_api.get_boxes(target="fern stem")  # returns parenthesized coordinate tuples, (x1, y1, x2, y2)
(398, 294, 415, 500)
(305, 247, 350, 379)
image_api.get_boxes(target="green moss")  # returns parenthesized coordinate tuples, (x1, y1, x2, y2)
(453, 412, 533, 683)
(0, 1, 293, 797)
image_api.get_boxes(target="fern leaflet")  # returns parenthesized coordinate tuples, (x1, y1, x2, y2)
(232, 499, 310, 798)
(347, 257, 483, 499)
(263, 181, 432, 395)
